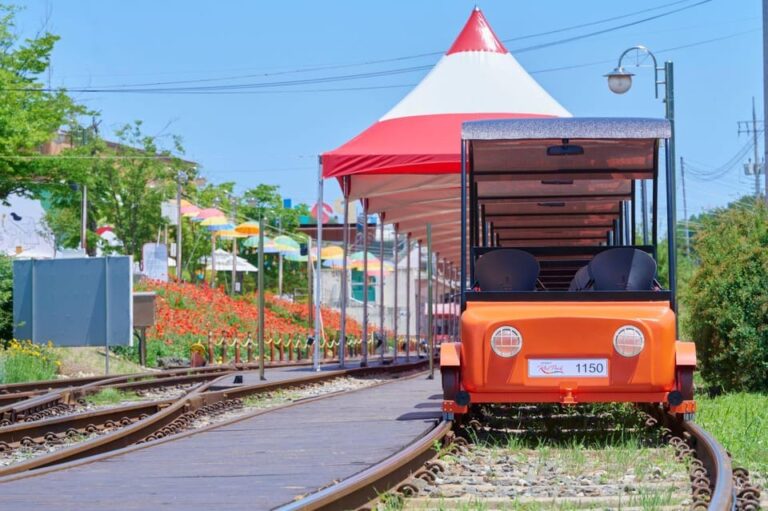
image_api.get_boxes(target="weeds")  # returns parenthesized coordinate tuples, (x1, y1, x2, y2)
(0, 339, 60, 383)
(85, 388, 139, 406)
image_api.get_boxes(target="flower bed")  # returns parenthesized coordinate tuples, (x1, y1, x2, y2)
(128, 281, 362, 366)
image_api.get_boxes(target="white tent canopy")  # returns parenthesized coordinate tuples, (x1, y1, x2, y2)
(199, 248, 258, 273)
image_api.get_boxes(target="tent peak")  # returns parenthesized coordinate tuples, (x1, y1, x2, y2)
(446, 7, 507, 56)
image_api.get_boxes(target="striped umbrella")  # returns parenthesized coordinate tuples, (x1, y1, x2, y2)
(217, 229, 249, 239)
(234, 221, 260, 235)
(272, 235, 300, 252)
(193, 208, 225, 222)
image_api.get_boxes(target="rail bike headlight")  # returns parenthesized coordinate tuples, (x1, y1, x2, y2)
(613, 325, 645, 357)
(490, 326, 522, 358)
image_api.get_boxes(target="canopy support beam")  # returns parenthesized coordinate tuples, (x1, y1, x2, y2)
(427, 224, 434, 379)
(339, 176, 349, 368)
(361, 200, 369, 367)
(313, 157, 323, 372)
(405, 233, 411, 363)
(393, 229, 398, 363)
(379, 218, 385, 363)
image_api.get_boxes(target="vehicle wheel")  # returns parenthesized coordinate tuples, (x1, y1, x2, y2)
(442, 367, 460, 401)
(676, 366, 694, 401)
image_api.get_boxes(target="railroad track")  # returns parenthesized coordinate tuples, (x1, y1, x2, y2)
(0, 358, 361, 424)
(288, 404, 759, 511)
(0, 359, 428, 478)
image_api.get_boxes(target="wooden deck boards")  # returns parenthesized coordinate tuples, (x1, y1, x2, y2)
(0, 371, 441, 511)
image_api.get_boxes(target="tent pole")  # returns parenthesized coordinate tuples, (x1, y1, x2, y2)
(439, 257, 444, 346)
(210, 233, 216, 289)
(460, 140, 467, 311)
(427, 225, 434, 379)
(405, 233, 411, 363)
(448, 261, 452, 341)
(393, 229, 398, 363)
(313, 158, 323, 372)
(379, 218, 385, 363)
(361, 201, 369, 367)
(339, 177, 349, 368)
(278, 253, 283, 296)
(258, 218, 265, 380)
(416, 240, 422, 358)
(231, 238, 237, 296)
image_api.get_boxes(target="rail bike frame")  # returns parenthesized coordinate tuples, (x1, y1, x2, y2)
(440, 118, 696, 420)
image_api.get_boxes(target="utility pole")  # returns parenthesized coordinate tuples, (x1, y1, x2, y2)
(80, 184, 87, 252)
(763, 0, 768, 203)
(680, 157, 689, 257)
(738, 97, 764, 198)
(175, 171, 185, 281)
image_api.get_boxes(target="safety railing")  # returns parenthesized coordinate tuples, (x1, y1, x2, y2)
(192, 331, 425, 366)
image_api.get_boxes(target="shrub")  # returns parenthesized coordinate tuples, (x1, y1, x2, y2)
(0, 255, 12, 341)
(0, 340, 60, 384)
(684, 199, 768, 392)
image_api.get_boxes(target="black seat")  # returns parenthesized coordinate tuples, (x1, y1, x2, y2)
(587, 248, 656, 291)
(475, 249, 539, 291)
(568, 265, 591, 291)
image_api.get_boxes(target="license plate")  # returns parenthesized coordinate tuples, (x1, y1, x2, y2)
(528, 358, 608, 378)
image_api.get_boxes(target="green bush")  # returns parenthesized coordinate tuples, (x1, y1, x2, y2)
(0, 255, 12, 341)
(684, 199, 768, 392)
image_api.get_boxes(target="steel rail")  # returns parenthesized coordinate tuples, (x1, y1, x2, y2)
(279, 421, 452, 511)
(0, 399, 175, 451)
(663, 410, 735, 511)
(0, 367, 236, 423)
(0, 360, 428, 477)
(0, 359, 357, 423)
(0, 356, 369, 398)
(290, 404, 736, 511)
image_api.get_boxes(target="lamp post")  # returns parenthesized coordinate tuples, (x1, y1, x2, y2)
(606, 45, 678, 316)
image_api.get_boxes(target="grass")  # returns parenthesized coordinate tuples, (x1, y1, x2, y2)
(695, 389, 768, 479)
(242, 389, 301, 408)
(399, 493, 679, 510)
(0, 352, 58, 383)
(53, 347, 149, 378)
(85, 388, 140, 406)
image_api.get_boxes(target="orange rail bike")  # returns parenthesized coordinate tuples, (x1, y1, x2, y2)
(441, 118, 696, 420)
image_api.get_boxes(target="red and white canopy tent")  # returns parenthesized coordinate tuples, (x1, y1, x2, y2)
(321, 7, 570, 264)
(313, 8, 570, 365)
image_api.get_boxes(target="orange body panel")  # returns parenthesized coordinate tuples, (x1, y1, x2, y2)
(440, 342, 461, 367)
(675, 340, 697, 367)
(460, 300, 677, 404)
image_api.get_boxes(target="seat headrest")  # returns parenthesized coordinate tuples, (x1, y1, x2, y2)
(476, 249, 539, 292)
(587, 248, 656, 291)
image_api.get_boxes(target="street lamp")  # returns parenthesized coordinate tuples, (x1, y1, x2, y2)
(605, 67, 634, 95)
(605, 45, 679, 322)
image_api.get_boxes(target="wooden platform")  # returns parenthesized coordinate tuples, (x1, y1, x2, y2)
(0, 369, 441, 510)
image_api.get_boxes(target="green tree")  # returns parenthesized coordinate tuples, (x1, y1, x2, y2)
(684, 197, 768, 391)
(0, 5, 82, 202)
(45, 121, 193, 259)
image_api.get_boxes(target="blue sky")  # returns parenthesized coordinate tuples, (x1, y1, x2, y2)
(15, 0, 764, 218)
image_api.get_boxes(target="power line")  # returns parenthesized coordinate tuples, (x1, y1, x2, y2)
(57, 0, 703, 90)
(3, 0, 711, 95)
(510, 0, 712, 54)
